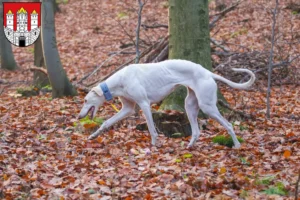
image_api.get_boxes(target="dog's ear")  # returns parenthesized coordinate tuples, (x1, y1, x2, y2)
(91, 87, 103, 97)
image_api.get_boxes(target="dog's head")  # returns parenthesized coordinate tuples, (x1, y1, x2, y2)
(78, 87, 106, 120)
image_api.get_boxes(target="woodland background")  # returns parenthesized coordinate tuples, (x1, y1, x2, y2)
(0, 0, 300, 199)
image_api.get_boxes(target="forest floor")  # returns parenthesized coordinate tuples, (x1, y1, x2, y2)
(0, 0, 300, 199)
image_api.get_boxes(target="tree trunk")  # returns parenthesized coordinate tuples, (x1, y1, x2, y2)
(34, 36, 49, 87)
(0, 1, 17, 71)
(160, 0, 213, 112)
(41, 0, 77, 98)
(32, 0, 49, 87)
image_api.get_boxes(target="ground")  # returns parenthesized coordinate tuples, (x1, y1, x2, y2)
(0, 0, 299, 199)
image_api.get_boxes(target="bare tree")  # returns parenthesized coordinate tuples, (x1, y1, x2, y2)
(41, 0, 77, 97)
(0, 0, 17, 70)
(266, 0, 278, 119)
(135, 0, 147, 64)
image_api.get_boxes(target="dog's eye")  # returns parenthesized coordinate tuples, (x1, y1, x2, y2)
(84, 99, 87, 103)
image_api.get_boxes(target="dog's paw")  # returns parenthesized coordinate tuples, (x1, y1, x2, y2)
(233, 143, 241, 149)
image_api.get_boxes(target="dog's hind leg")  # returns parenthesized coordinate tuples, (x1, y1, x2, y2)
(88, 97, 135, 140)
(199, 103, 241, 149)
(195, 79, 241, 148)
(185, 88, 201, 148)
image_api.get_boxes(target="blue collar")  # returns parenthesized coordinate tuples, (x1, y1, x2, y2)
(99, 82, 113, 101)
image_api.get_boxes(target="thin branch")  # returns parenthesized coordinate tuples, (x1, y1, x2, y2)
(218, 99, 254, 119)
(77, 46, 133, 84)
(152, 44, 169, 63)
(135, 0, 147, 63)
(91, 41, 156, 86)
(210, 0, 242, 30)
(266, 0, 279, 119)
(108, 51, 136, 56)
(0, 79, 8, 84)
(214, 56, 232, 72)
(29, 67, 48, 75)
(116, 20, 137, 47)
(239, 55, 299, 82)
(211, 38, 230, 52)
(0, 81, 29, 96)
(141, 24, 168, 29)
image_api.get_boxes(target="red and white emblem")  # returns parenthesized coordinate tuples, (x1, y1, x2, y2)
(3, 2, 41, 47)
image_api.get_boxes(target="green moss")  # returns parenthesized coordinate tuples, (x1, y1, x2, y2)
(42, 85, 52, 90)
(56, 0, 68, 4)
(212, 135, 244, 148)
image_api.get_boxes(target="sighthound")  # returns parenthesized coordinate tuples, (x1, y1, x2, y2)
(78, 60, 255, 148)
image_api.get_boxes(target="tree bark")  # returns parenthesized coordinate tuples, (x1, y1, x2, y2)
(41, 0, 77, 98)
(33, 0, 49, 87)
(34, 36, 49, 87)
(0, 1, 18, 71)
(160, 0, 217, 112)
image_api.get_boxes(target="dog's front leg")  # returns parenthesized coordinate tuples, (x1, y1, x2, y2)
(138, 102, 158, 146)
(88, 98, 135, 140)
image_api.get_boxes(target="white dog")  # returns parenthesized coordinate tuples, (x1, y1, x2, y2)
(78, 60, 255, 148)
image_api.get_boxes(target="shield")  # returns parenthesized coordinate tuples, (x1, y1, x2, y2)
(3, 2, 41, 47)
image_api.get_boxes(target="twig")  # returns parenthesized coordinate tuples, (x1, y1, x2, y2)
(141, 24, 168, 29)
(296, 170, 300, 200)
(29, 67, 48, 75)
(239, 55, 299, 83)
(211, 38, 230, 52)
(0, 79, 8, 84)
(116, 20, 137, 48)
(151, 44, 169, 63)
(135, 0, 147, 63)
(210, 0, 241, 30)
(266, 0, 279, 119)
(77, 46, 133, 84)
(218, 99, 254, 119)
(141, 1, 241, 33)
(145, 36, 169, 63)
(0, 81, 29, 96)
(108, 51, 136, 56)
(214, 56, 232, 72)
(92, 42, 155, 85)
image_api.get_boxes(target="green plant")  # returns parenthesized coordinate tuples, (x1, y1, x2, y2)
(239, 125, 248, 131)
(256, 175, 276, 185)
(240, 157, 250, 165)
(27, 47, 34, 54)
(212, 135, 244, 148)
(117, 12, 128, 19)
(262, 182, 287, 196)
(73, 116, 104, 128)
(239, 189, 248, 198)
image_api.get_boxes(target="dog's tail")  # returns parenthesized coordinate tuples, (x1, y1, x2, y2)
(212, 68, 255, 89)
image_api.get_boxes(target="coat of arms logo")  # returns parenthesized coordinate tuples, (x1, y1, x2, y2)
(3, 2, 41, 47)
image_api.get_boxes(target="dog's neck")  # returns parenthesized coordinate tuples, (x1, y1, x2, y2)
(102, 74, 123, 97)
